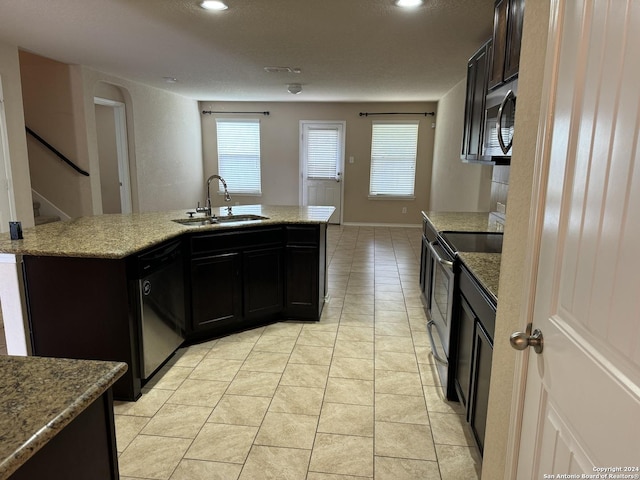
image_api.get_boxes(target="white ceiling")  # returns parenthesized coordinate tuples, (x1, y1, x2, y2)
(0, 0, 494, 102)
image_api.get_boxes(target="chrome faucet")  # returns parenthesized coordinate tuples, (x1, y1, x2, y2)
(197, 175, 232, 216)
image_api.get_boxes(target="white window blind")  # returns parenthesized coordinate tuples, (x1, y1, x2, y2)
(369, 121, 419, 197)
(216, 119, 262, 194)
(306, 127, 339, 179)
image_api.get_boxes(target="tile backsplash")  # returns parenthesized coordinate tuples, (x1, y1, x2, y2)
(490, 165, 510, 214)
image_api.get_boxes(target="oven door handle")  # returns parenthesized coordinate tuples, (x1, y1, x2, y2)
(427, 241, 453, 268)
(426, 320, 449, 366)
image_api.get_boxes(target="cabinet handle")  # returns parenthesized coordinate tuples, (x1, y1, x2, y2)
(426, 320, 449, 365)
(497, 89, 515, 154)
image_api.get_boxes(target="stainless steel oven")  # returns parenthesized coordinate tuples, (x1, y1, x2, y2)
(422, 230, 504, 400)
(426, 240, 455, 398)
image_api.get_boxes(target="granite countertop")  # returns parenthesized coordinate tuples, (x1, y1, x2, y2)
(458, 252, 501, 304)
(0, 205, 335, 259)
(0, 356, 127, 479)
(422, 211, 503, 233)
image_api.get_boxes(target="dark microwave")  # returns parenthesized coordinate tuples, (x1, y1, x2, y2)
(482, 79, 517, 163)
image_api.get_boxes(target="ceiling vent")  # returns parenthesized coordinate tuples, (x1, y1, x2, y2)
(264, 66, 302, 74)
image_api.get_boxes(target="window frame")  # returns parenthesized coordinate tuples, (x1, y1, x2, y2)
(215, 118, 262, 196)
(368, 120, 420, 200)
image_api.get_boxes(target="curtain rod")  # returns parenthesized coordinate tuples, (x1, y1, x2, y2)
(359, 112, 435, 117)
(202, 110, 270, 116)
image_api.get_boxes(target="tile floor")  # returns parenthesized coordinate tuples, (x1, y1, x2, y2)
(114, 225, 481, 479)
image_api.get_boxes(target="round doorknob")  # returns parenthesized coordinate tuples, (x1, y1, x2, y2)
(510, 324, 544, 354)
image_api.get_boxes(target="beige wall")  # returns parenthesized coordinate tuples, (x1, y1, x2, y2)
(0, 42, 33, 227)
(200, 101, 435, 225)
(481, 0, 551, 478)
(19, 51, 93, 218)
(19, 51, 203, 216)
(430, 79, 492, 212)
(82, 69, 204, 213)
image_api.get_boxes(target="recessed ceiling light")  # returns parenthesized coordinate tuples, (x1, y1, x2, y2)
(395, 0, 423, 7)
(200, 1, 228, 11)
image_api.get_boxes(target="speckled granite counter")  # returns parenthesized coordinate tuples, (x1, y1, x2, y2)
(0, 205, 335, 259)
(422, 211, 503, 233)
(0, 356, 126, 479)
(458, 252, 501, 304)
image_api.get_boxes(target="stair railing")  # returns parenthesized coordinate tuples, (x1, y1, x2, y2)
(25, 126, 90, 177)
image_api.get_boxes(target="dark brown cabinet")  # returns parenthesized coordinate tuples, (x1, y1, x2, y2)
(23, 256, 141, 401)
(453, 265, 496, 456)
(488, 0, 525, 90)
(10, 391, 119, 480)
(284, 224, 326, 320)
(190, 252, 243, 330)
(188, 227, 285, 336)
(188, 224, 325, 338)
(461, 41, 490, 161)
(243, 246, 283, 320)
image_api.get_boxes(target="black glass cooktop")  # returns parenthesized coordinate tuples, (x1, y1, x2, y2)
(440, 232, 504, 255)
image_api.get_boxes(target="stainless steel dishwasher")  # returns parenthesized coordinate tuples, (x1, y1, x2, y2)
(132, 240, 186, 380)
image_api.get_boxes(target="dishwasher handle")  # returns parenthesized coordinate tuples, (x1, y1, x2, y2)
(136, 241, 182, 276)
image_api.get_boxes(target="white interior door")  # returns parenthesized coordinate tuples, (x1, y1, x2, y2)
(515, 0, 640, 476)
(300, 121, 345, 224)
(0, 76, 16, 233)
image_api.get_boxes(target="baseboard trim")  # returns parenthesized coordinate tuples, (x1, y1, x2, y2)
(340, 222, 421, 228)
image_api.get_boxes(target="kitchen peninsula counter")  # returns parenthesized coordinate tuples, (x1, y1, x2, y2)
(422, 210, 503, 233)
(0, 205, 335, 259)
(0, 205, 333, 401)
(0, 356, 126, 479)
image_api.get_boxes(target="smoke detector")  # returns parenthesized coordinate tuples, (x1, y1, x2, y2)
(287, 84, 302, 95)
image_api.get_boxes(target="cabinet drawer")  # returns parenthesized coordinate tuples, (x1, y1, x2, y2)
(191, 227, 283, 256)
(285, 225, 319, 245)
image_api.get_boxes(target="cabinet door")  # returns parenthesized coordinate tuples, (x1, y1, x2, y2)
(243, 246, 284, 319)
(488, 0, 508, 89)
(503, 0, 524, 82)
(454, 296, 476, 410)
(285, 245, 319, 319)
(191, 252, 242, 330)
(469, 320, 493, 455)
(461, 43, 489, 160)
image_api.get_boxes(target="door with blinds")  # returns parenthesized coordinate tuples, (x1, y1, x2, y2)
(300, 121, 345, 224)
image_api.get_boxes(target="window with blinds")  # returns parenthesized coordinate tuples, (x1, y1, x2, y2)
(369, 121, 419, 197)
(306, 127, 339, 179)
(216, 119, 262, 195)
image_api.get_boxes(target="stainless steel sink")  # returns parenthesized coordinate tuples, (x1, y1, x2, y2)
(216, 214, 268, 223)
(172, 214, 268, 226)
(172, 217, 216, 226)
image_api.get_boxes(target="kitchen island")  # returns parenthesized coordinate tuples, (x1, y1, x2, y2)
(0, 205, 334, 401)
(0, 356, 126, 480)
